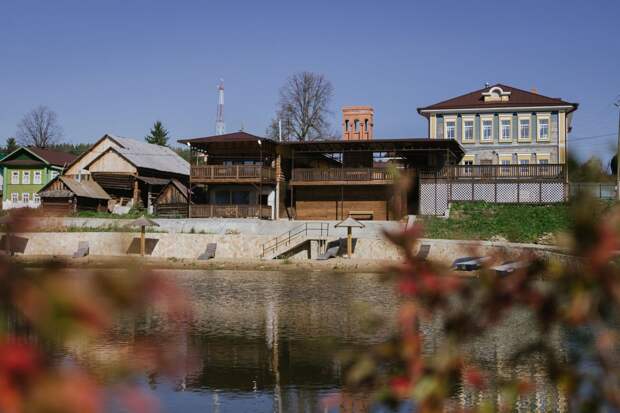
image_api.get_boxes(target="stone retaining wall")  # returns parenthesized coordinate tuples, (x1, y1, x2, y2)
(11, 231, 569, 263)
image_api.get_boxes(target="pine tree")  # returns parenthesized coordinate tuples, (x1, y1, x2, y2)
(5, 137, 18, 153)
(145, 121, 169, 146)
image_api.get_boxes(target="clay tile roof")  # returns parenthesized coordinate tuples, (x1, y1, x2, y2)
(28, 147, 77, 166)
(417, 83, 578, 115)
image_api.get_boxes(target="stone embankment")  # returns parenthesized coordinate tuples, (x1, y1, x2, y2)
(7, 217, 571, 264)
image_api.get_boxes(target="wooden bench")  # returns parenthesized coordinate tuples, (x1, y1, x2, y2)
(349, 210, 374, 220)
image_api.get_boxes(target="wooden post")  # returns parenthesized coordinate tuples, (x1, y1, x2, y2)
(140, 226, 145, 257)
(347, 227, 352, 258)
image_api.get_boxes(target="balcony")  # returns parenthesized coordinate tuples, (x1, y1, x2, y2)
(191, 165, 276, 184)
(291, 168, 396, 186)
(189, 204, 272, 219)
(419, 164, 566, 180)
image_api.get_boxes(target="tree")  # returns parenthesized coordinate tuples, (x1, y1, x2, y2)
(266, 72, 334, 141)
(4, 137, 18, 153)
(145, 120, 170, 146)
(15, 106, 63, 148)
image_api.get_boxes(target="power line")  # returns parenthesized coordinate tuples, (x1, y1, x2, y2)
(568, 132, 617, 141)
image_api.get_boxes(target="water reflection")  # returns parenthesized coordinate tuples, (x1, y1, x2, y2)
(80, 271, 571, 412)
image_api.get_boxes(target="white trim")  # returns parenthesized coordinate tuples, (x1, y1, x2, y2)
(461, 115, 475, 143)
(22, 171, 30, 185)
(536, 112, 551, 142)
(444, 116, 457, 140)
(419, 105, 575, 115)
(518, 115, 532, 142)
(33, 170, 42, 185)
(11, 171, 19, 185)
(480, 115, 494, 143)
(499, 114, 512, 143)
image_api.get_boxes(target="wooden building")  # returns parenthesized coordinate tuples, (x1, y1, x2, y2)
(178, 132, 278, 219)
(38, 176, 110, 215)
(63, 134, 189, 212)
(179, 132, 464, 221)
(154, 179, 189, 218)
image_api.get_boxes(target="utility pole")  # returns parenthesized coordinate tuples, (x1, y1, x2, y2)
(215, 79, 225, 135)
(616, 98, 620, 200)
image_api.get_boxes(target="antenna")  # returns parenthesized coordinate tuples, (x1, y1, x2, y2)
(215, 79, 225, 135)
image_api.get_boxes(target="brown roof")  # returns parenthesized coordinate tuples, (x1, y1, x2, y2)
(178, 131, 275, 145)
(28, 147, 77, 166)
(39, 176, 110, 200)
(417, 83, 578, 115)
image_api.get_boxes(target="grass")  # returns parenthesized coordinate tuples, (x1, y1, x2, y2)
(73, 208, 154, 219)
(420, 202, 572, 244)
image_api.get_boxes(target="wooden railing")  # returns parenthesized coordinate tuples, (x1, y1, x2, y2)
(191, 165, 275, 182)
(189, 204, 272, 219)
(292, 168, 395, 184)
(419, 164, 566, 180)
(261, 222, 330, 258)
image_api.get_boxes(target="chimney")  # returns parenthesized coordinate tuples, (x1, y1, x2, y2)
(342, 106, 374, 141)
(531, 86, 538, 94)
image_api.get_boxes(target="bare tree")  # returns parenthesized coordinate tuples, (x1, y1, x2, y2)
(16, 106, 63, 148)
(266, 72, 333, 141)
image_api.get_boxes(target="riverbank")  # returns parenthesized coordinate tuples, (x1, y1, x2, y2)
(12, 255, 394, 273)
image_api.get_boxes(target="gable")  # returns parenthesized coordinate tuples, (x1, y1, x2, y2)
(65, 135, 121, 175)
(0, 147, 48, 166)
(87, 149, 137, 174)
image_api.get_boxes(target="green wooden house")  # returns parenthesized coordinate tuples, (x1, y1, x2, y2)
(0, 147, 76, 209)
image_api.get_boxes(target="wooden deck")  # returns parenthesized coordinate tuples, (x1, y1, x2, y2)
(191, 165, 276, 184)
(189, 204, 272, 219)
(290, 168, 395, 186)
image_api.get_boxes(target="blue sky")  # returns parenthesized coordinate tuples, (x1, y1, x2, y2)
(1, 0, 619, 162)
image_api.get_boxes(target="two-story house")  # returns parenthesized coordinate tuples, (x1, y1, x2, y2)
(0, 147, 76, 209)
(417, 84, 578, 167)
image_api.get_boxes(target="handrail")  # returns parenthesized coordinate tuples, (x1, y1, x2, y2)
(261, 222, 329, 258)
(191, 165, 275, 180)
(292, 168, 395, 182)
(419, 164, 566, 180)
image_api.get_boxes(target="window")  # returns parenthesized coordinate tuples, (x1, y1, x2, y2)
(215, 191, 230, 205)
(464, 159, 474, 175)
(354, 119, 359, 132)
(50, 170, 59, 179)
(481, 119, 493, 142)
(33, 170, 42, 184)
(22, 171, 30, 185)
(364, 119, 368, 131)
(519, 118, 531, 141)
(33, 194, 40, 205)
(462, 119, 474, 142)
(11, 193, 18, 203)
(445, 120, 456, 140)
(499, 156, 512, 175)
(500, 118, 512, 142)
(345, 119, 349, 132)
(518, 156, 531, 174)
(22, 193, 30, 203)
(538, 118, 549, 141)
(11, 171, 19, 184)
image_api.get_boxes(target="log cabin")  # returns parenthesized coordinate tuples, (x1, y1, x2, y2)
(38, 176, 110, 215)
(154, 179, 189, 218)
(62, 134, 189, 212)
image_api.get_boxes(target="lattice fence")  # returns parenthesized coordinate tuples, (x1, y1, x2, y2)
(420, 179, 567, 215)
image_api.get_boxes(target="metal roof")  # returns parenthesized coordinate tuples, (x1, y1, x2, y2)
(106, 135, 189, 176)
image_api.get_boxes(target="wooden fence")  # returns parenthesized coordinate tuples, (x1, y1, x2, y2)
(292, 168, 395, 184)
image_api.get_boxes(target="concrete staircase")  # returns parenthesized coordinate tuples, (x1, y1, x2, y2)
(260, 222, 330, 259)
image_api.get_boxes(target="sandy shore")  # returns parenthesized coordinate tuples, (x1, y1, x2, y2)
(11, 254, 399, 273)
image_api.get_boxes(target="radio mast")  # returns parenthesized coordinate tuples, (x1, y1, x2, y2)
(215, 79, 225, 135)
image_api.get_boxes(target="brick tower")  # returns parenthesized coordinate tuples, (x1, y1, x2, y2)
(342, 106, 374, 140)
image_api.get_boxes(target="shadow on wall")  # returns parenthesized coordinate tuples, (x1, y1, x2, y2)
(126, 238, 159, 255)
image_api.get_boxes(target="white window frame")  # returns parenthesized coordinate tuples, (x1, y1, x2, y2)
(22, 193, 30, 203)
(517, 154, 531, 174)
(11, 171, 19, 185)
(480, 115, 494, 143)
(537, 113, 551, 142)
(33, 194, 40, 205)
(461, 155, 475, 175)
(499, 115, 512, 143)
(537, 153, 551, 164)
(22, 171, 30, 185)
(50, 170, 59, 179)
(461, 116, 475, 143)
(499, 154, 513, 175)
(518, 115, 531, 142)
(33, 170, 42, 185)
(11, 193, 18, 203)
(444, 116, 457, 141)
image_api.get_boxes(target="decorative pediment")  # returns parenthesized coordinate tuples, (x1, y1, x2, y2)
(482, 86, 511, 102)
